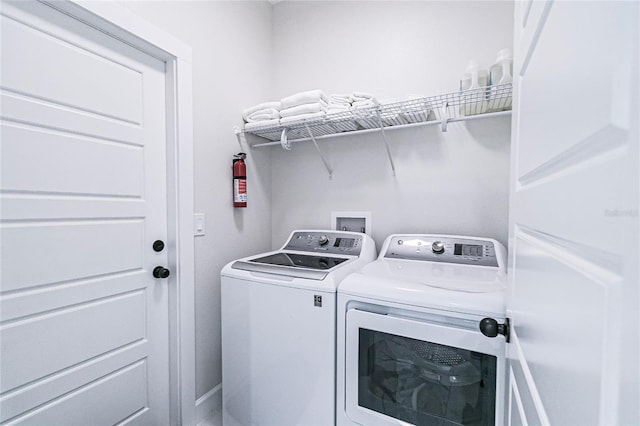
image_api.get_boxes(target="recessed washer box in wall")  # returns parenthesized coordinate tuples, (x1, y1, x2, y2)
(331, 211, 372, 235)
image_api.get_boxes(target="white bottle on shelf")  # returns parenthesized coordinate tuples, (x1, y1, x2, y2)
(460, 60, 488, 116)
(488, 48, 513, 111)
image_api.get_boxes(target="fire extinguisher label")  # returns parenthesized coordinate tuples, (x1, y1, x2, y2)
(234, 179, 247, 203)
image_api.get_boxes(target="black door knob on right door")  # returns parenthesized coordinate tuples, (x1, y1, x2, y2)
(153, 266, 170, 279)
(479, 317, 510, 342)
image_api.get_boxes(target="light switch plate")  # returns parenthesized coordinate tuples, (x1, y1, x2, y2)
(194, 213, 205, 236)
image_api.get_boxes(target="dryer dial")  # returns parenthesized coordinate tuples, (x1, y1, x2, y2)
(431, 241, 445, 254)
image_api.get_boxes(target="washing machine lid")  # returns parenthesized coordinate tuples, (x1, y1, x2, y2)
(339, 258, 507, 317)
(232, 252, 351, 280)
(222, 230, 377, 291)
(362, 258, 507, 292)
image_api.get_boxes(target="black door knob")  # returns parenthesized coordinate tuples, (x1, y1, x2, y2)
(479, 317, 510, 342)
(153, 240, 165, 252)
(153, 266, 170, 279)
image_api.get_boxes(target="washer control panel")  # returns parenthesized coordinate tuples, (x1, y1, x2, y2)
(384, 236, 498, 267)
(284, 231, 362, 255)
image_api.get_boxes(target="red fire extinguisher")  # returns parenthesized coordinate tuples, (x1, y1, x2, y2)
(233, 152, 247, 208)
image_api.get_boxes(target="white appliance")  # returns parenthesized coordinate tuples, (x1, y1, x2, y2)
(336, 234, 509, 426)
(221, 230, 376, 426)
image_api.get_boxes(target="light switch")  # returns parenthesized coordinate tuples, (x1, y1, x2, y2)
(194, 213, 205, 236)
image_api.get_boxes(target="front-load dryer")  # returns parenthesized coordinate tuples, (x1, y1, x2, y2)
(336, 234, 508, 426)
(221, 230, 376, 426)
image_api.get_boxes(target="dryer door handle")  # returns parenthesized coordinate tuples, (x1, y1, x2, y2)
(479, 317, 510, 342)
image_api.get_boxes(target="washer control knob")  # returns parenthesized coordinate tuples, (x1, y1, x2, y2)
(432, 241, 445, 254)
(318, 235, 329, 246)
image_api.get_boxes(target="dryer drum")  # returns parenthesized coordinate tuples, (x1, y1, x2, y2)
(363, 333, 488, 425)
(367, 334, 482, 388)
(410, 341, 466, 366)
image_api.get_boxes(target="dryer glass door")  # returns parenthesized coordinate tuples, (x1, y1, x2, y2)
(345, 309, 505, 426)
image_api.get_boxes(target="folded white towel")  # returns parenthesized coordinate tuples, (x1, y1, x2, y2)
(280, 111, 326, 124)
(281, 90, 328, 110)
(352, 91, 376, 102)
(245, 110, 280, 122)
(244, 118, 280, 131)
(245, 107, 280, 121)
(328, 101, 351, 108)
(352, 98, 379, 109)
(329, 94, 353, 105)
(328, 102, 351, 109)
(242, 101, 281, 121)
(279, 101, 327, 118)
(326, 105, 350, 115)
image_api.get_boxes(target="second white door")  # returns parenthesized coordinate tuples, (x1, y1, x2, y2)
(507, 1, 639, 425)
(1, 1, 171, 424)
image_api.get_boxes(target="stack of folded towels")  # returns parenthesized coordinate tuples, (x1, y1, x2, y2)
(279, 89, 328, 124)
(351, 92, 379, 110)
(351, 92, 380, 129)
(242, 101, 281, 131)
(243, 90, 427, 133)
(325, 93, 356, 131)
(326, 94, 352, 115)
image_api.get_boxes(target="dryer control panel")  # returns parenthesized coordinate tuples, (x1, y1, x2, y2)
(384, 235, 499, 267)
(284, 231, 363, 255)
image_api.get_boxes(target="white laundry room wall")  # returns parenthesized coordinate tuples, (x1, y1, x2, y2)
(113, 0, 513, 419)
(269, 1, 514, 250)
(119, 0, 273, 413)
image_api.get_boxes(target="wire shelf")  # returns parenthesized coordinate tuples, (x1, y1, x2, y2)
(241, 83, 512, 145)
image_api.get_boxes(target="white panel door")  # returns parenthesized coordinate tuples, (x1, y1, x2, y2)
(0, 1, 170, 424)
(508, 1, 638, 425)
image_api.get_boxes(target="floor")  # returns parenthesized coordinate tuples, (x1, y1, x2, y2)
(197, 407, 222, 426)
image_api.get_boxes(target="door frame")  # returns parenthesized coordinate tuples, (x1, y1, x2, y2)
(36, 1, 196, 424)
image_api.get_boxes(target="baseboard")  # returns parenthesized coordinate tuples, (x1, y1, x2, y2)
(196, 383, 222, 424)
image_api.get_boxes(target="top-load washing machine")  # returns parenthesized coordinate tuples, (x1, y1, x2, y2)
(221, 230, 376, 426)
(336, 234, 509, 426)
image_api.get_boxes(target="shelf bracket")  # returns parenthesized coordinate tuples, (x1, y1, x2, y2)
(375, 111, 396, 176)
(440, 102, 450, 132)
(304, 123, 333, 178)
